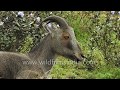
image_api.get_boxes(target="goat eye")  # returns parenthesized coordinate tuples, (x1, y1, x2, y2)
(62, 32, 70, 40)
(64, 35, 69, 40)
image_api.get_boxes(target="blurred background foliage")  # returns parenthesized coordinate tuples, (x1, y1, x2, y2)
(0, 11, 120, 79)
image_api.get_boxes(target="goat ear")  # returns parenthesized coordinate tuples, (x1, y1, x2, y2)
(46, 23, 60, 38)
(43, 22, 62, 38)
(46, 23, 55, 38)
(51, 32, 55, 38)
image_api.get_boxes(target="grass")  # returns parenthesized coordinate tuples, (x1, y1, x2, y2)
(49, 56, 120, 79)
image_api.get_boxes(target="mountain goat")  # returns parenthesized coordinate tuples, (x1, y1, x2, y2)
(0, 15, 85, 79)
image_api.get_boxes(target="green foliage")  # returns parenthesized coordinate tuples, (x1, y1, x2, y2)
(19, 35, 33, 53)
(0, 11, 120, 79)
(49, 57, 120, 79)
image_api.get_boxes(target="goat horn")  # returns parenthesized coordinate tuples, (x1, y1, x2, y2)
(41, 15, 69, 29)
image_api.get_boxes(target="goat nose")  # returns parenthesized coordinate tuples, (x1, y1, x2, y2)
(74, 53, 82, 60)
(74, 53, 79, 58)
(81, 54, 85, 58)
(74, 52, 85, 61)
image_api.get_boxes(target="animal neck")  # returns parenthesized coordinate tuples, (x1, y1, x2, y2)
(28, 34, 56, 72)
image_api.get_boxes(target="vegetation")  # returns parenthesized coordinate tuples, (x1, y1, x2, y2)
(0, 11, 120, 79)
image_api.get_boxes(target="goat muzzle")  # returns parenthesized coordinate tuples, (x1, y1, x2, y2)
(74, 53, 84, 62)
